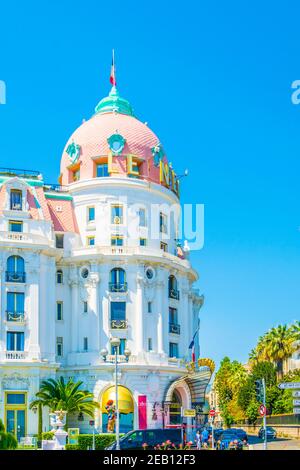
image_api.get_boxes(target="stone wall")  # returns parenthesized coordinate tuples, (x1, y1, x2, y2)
(240, 424, 300, 439)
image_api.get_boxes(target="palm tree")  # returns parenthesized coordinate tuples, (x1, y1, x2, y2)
(291, 321, 300, 342)
(30, 376, 99, 430)
(249, 348, 259, 366)
(262, 324, 297, 379)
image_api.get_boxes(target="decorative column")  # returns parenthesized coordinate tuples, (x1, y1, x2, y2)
(69, 266, 79, 353)
(89, 266, 100, 352)
(136, 270, 144, 356)
(28, 255, 41, 360)
(156, 281, 164, 355)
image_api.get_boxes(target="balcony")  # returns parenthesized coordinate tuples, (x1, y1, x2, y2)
(6, 311, 26, 323)
(109, 282, 128, 293)
(110, 319, 128, 329)
(0, 167, 41, 179)
(5, 271, 26, 283)
(169, 323, 181, 334)
(5, 351, 27, 360)
(0, 231, 54, 247)
(169, 288, 180, 300)
(10, 202, 22, 211)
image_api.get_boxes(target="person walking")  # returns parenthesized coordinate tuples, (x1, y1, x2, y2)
(201, 428, 209, 448)
(195, 430, 201, 450)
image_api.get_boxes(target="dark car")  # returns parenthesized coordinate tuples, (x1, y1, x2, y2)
(217, 431, 243, 450)
(213, 428, 224, 440)
(105, 428, 182, 450)
(258, 426, 277, 440)
(230, 428, 248, 442)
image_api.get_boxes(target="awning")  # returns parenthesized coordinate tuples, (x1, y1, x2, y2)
(101, 386, 134, 414)
(164, 366, 212, 407)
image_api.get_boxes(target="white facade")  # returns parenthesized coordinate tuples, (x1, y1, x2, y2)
(0, 84, 206, 439)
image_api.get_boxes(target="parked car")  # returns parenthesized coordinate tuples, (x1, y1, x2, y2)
(230, 428, 248, 442)
(105, 428, 182, 450)
(217, 431, 244, 450)
(258, 426, 277, 440)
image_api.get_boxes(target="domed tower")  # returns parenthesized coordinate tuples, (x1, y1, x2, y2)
(0, 68, 212, 439)
(55, 81, 209, 433)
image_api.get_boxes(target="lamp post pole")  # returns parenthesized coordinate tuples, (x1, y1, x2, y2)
(115, 344, 120, 451)
(101, 339, 131, 452)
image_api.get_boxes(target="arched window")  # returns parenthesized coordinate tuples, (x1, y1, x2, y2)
(56, 270, 63, 284)
(168, 275, 179, 300)
(109, 268, 127, 292)
(6, 256, 25, 283)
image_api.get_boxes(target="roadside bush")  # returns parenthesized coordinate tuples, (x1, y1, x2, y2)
(0, 420, 18, 450)
(65, 434, 122, 450)
(41, 431, 55, 440)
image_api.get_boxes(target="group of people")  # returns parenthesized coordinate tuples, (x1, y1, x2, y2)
(195, 428, 209, 450)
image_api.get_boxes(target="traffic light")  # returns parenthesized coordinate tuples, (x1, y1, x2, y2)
(255, 380, 263, 402)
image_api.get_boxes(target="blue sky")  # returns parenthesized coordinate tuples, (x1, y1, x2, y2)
(1, 0, 300, 366)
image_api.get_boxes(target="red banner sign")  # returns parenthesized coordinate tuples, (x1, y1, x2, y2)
(138, 395, 147, 430)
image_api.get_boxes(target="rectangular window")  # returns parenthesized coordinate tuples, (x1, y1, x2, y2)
(111, 205, 123, 224)
(147, 301, 152, 313)
(159, 212, 168, 234)
(148, 338, 153, 351)
(111, 301, 126, 321)
(96, 163, 109, 177)
(160, 242, 168, 252)
(56, 270, 63, 284)
(6, 393, 26, 405)
(87, 236, 95, 246)
(169, 307, 178, 324)
(139, 208, 147, 227)
(169, 342, 179, 358)
(7, 292, 24, 314)
(73, 169, 80, 182)
(10, 190, 22, 211)
(83, 301, 88, 313)
(9, 220, 23, 233)
(55, 234, 64, 249)
(111, 338, 126, 355)
(56, 337, 63, 356)
(83, 337, 88, 351)
(87, 206, 95, 222)
(139, 238, 147, 247)
(111, 235, 123, 246)
(56, 301, 63, 321)
(7, 332, 24, 351)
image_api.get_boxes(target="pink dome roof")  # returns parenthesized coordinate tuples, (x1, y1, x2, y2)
(60, 101, 168, 186)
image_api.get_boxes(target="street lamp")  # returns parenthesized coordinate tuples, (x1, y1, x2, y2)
(101, 337, 131, 451)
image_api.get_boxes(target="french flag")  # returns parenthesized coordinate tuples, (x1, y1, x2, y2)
(189, 338, 196, 363)
(189, 321, 200, 363)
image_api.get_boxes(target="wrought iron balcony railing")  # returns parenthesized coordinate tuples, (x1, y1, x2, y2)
(169, 288, 180, 300)
(5, 271, 26, 283)
(109, 282, 128, 293)
(169, 323, 181, 334)
(110, 319, 128, 329)
(6, 311, 25, 322)
(10, 203, 22, 211)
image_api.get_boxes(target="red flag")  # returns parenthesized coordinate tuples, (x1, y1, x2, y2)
(110, 50, 116, 86)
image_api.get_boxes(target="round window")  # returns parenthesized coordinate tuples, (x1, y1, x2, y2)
(81, 267, 89, 279)
(145, 266, 155, 281)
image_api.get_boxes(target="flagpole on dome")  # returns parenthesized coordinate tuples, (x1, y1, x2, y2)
(110, 49, 117, 95)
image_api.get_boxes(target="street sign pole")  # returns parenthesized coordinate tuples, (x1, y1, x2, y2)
(211, 417, 215, 450)
(262, 378, 267, 451)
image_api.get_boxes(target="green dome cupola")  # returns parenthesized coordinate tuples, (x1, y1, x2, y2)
(95, 86, 134, 116)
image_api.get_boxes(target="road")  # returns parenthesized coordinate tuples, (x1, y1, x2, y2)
(248, 435, 300, 450)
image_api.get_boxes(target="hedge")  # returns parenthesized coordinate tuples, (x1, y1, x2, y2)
(65, 434, 123, 450)
(41, 431, 55, 440)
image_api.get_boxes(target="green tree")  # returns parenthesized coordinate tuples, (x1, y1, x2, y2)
(254, 325, 297, 379)
(30, 376, 99, 429)
(214, 357, 247, 425)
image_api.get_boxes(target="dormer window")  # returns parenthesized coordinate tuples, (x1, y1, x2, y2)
(10, 190, 22, 211)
